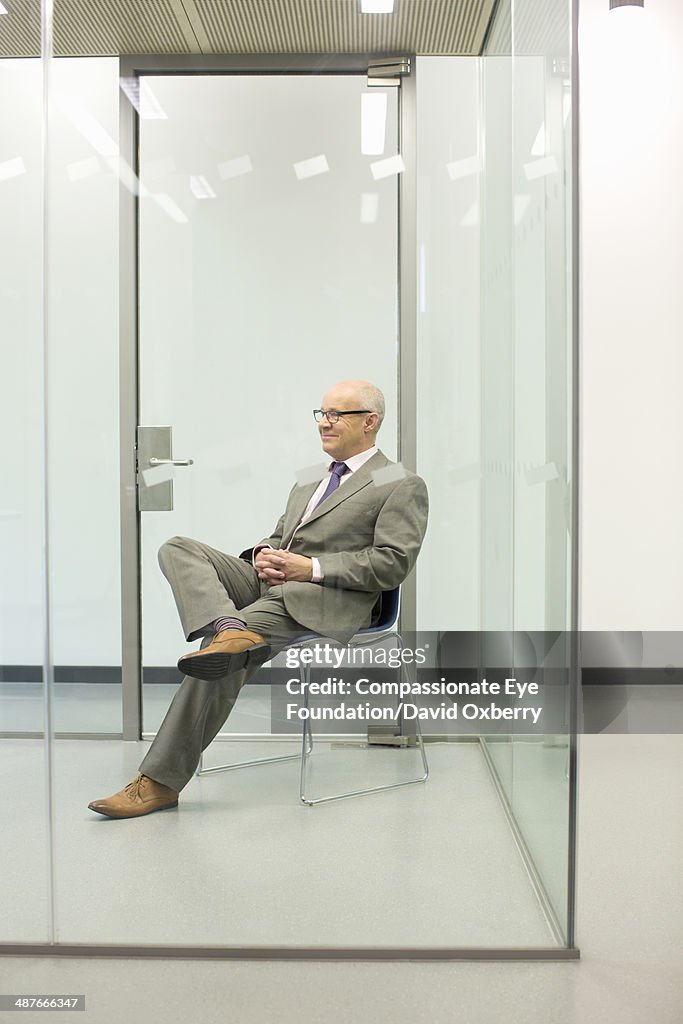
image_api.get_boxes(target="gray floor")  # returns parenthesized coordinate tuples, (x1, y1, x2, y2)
(1, 734, 682, 1022)
(0, 681, 273, 735)
(1, 737, 558, 948)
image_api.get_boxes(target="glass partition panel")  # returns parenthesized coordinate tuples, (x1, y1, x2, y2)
(480, 0, 574, 940)
(509, 0, 573, 936)
(416, 52, 573, 951)
(46, 57, 122, 738)
(0, 0, 576, 956)
(0, 49, 50, 943)
(137, 74, 399, 740)
(480, 5, 515, 801)
(47, 58, 498, 952)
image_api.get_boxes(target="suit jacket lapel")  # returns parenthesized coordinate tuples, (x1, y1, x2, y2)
(282, 482, 319, 547)
(295, 450, 389, 531)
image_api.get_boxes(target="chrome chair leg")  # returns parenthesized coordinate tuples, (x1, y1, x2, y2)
(198, 588, 431, 803)
(196, 747, 300, 777)
(298, 649, 430, 806)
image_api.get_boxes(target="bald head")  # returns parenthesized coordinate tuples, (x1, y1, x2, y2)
(317, 380, 385, 462)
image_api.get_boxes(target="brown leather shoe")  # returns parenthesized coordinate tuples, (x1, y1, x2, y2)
(177, 628, 269, 681)
(88, 774, 179, 819)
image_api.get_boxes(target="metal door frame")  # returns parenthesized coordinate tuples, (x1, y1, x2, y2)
(118, 54, 417, 741)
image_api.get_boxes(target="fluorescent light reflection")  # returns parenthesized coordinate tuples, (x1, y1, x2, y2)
(460, 201, 479, 227)
(446, 155, 480, 180)
(141, 155, 176, 183)
(514, 195, 532, 225)
(103, 154, 147, 197)
(55, 95, 118, 156)
(190, 175, 216, 199)
(67, 157, 101, 182)
(218, 155, 253, 180)
(361, 93, 387, 155)
(153, 193, 188, 223)
(296, 463, 329, 486)
(523, 155, 559, 181)
(372, 463, 407, 486)
(370, 154, 405, 180)
(361, 0, 394, 12)
(531, 123, 545, 156)
(142, 465, 174, 487)
(119, 78, 168, 119)
(294, 154, 329, 180)
(360, 193, 379, 223)
(139, 82, 167, 119)
(0, 156, 26, 182)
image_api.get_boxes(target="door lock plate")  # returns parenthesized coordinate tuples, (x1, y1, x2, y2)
(137, 425, 190, 511)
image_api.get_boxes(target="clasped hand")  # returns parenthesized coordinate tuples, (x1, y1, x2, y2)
(255, 548, 313, 585)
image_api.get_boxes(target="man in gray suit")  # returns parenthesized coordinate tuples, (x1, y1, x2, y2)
(89, 380, 428, 818)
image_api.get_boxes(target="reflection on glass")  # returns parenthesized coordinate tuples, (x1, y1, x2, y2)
(0, 54, 50, 942)
(479, 0, 574, 940)
(1, 0, 575, 953)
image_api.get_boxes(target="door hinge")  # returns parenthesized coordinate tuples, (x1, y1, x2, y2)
(367, 56, 411, 87)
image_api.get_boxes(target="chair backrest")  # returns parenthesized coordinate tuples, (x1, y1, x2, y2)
(366, 586, 400, 633)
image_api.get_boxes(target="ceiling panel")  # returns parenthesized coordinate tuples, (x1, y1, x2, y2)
(0, 0, 40, 56)
(485, 0, 571, 57)
(190, 0, 496, 55)
(0, 0, 498, 58)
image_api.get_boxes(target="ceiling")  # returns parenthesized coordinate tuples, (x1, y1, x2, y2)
(0, 0, 503, 58)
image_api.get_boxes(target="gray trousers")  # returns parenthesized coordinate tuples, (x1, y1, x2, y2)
(139, 535, 306, 792)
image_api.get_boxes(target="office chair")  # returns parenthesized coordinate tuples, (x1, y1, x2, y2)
(196, 587, 429, 806)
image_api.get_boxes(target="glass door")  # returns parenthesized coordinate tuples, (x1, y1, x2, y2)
(136, 73, 400, 736)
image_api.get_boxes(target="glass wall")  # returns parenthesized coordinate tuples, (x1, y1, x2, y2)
(479, 0, 574, 937)
(0, 0, 576, 955)
(136, 73, 399, 738)
(0, 47, 51, 944)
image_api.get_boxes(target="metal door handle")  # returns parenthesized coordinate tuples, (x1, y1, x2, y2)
(149, 457, 194, 466)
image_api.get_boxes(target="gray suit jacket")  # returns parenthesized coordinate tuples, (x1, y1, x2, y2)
(244, 451, 428, 644)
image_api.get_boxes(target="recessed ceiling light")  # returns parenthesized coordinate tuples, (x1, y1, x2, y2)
(0, 2, 9, 14)
(361, 1, 395, 13)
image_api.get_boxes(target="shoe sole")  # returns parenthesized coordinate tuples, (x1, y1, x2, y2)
(178, 642, 270, 681)
(88, 801, 179, 819)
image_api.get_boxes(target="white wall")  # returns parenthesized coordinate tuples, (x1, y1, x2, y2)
(579, 0, 683, 630)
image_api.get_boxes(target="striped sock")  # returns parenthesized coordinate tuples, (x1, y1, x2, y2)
(211, 616, 247, 634)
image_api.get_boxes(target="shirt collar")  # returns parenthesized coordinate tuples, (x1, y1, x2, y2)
(334, 446, 377, 474)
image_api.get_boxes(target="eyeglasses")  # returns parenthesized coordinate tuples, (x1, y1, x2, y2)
(313, 409, 372, 424)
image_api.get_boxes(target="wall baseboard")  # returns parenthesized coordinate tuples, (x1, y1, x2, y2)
(0, 666, 182, 684)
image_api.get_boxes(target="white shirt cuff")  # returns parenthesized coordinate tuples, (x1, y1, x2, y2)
(252, 544, 273, 567)
(311, 556, 323, 582)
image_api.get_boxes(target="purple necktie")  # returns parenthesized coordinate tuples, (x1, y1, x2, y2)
(313, 461, 349, 510)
